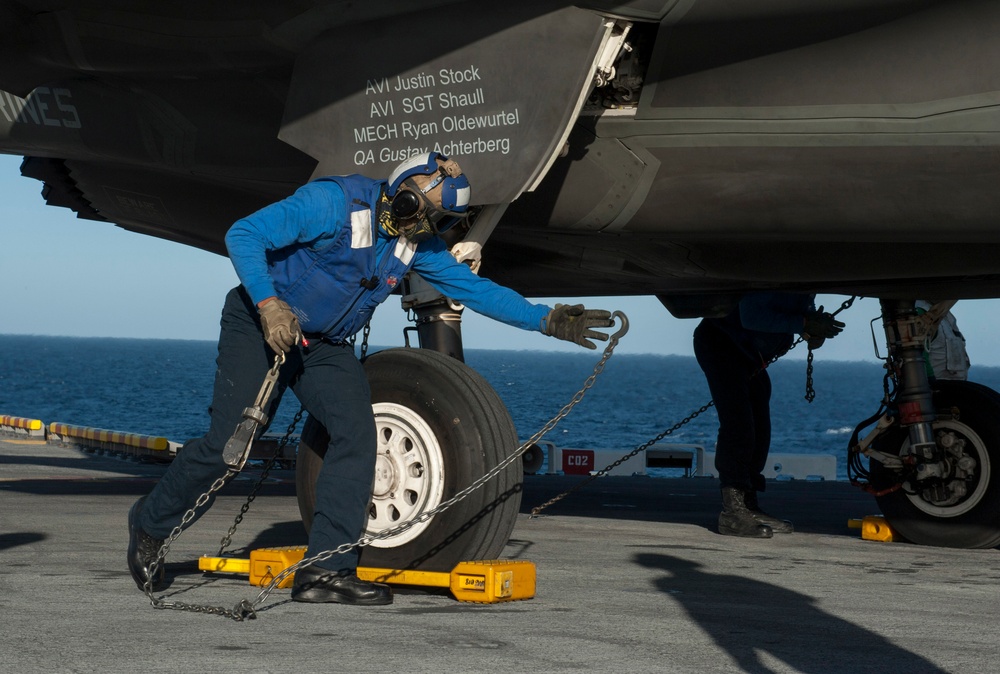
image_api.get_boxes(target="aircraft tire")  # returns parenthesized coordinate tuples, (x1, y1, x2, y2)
(295, 347, 522, 570)
(871, 380, 1000, 549)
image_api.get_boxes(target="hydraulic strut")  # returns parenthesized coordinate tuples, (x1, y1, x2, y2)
(880, 299, 938, 461)
(401, 274, 466, 362)
(397, 204, 511, 363)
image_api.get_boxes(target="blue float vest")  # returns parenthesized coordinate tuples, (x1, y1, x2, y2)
(267, 175, 417, 341)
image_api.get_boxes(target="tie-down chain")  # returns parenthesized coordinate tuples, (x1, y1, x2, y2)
(530, 295, 857, 516)
(142, 296, 856, 619)
(141, 312, 630, 620)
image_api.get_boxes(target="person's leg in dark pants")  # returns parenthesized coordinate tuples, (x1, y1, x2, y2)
(694, 322, 772, 538)
(743, 368, 794, 532)
(747, 369, 772, 490)
(288, 341, 391, 605)
(694, 322, 759, 491)
(128, 287, 291, 590)
(139, 287, 284, 538)
(290, 342, 377, 573)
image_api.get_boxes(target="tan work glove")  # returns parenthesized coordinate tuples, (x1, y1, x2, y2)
(544, 304, 614, 350)
(258, 298, 302, 354)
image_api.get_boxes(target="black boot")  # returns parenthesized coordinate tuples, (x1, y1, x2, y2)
(744, 489, 794, 534)
(718, 487, 773, 538)
(292, 564, 393, 605)
(127, 497, 166, 591)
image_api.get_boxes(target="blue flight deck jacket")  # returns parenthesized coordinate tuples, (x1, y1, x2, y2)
(225, 175, 551, 343)
(708, 292, 816, 363)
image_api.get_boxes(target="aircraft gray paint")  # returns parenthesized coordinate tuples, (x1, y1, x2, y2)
(2, 0, 999, 562)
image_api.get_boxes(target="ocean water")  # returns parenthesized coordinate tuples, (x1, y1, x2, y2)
(5, 334, 1000, 481)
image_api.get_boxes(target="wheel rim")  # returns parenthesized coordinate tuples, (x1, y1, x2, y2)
(367, 402, 446, 547)
(902, 420, 991, 518)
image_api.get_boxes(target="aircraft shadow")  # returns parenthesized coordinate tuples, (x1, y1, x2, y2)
(633, 552, 948, 674)
(0, 532, 46, 551)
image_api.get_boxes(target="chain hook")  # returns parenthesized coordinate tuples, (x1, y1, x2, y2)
(610, 311, 629, 342)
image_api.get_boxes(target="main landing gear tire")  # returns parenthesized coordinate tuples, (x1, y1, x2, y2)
(871, 380, 1000, 549)
(295, 348, 523, 571)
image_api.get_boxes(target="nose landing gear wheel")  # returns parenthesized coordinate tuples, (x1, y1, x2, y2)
(296, 348, 523, 570)
(871, 381, 1000, 549)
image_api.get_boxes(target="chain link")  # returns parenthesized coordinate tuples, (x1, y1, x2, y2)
(530, 400, 716, 516)
(359, 321, 371, 361)
(217, 406, 306, 555)
(804, 349, 817, 403)
(803, 295, 855, 403)
(141, 473, 250, 619)
(140, 312, 630, 621)
(349, 321, 372, 361)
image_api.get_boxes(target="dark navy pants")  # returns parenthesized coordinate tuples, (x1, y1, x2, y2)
(693, 320, 771, 493)
(139, 287, 377, 572)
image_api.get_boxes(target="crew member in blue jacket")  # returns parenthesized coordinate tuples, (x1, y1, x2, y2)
(127, 152, 614, 605)
(693, 292, 843, 538)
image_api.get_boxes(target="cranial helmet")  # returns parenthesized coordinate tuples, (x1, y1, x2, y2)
(387, 151, 471, 220)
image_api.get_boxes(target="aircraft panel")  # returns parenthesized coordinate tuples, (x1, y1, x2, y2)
(278, 5, 608, 205)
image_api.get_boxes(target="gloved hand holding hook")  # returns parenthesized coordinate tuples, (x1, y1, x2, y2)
(258, 297, 302, 354)
(544, 303, 615, 350)
(802, 307, 845, 341)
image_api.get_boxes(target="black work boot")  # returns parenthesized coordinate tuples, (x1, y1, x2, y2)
(127, 497, 166, 591)
(744, 489, 794, 534)
(718, 487, 773, 538)
(292, 564, 393, 605)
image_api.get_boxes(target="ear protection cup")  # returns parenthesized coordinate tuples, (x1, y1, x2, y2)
(387, 152, 471, 215)
(436, 173, 471, 213)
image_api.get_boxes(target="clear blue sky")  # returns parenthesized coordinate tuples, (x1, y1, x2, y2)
(2, 153, 997, 365)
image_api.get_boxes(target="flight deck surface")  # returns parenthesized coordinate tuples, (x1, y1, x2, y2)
(1, 437, 995, 673)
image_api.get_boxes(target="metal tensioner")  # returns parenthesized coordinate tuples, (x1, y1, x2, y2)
(221, 352, 284, 471)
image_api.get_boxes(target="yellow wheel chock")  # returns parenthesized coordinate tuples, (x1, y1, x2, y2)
(847, 515, 898, 542)
(199, 546, 536, 604)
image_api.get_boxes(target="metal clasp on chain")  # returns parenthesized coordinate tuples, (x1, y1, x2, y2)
(221, 353, 285, 471)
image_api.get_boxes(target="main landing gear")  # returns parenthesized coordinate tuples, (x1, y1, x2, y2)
(853, 299, 1000, 548)
(295, 346, 523, 570)
(297, 210, 524, 569)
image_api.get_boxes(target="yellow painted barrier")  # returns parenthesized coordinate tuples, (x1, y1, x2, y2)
(47, 422, 170, 452)
(0, 414, 46, 441)
(0, 415, 44, 431)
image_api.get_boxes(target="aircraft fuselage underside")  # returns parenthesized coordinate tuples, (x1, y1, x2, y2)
(1, 0, 998, 308)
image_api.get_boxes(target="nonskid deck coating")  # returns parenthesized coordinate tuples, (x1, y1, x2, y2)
(0, 437, 996, 673)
